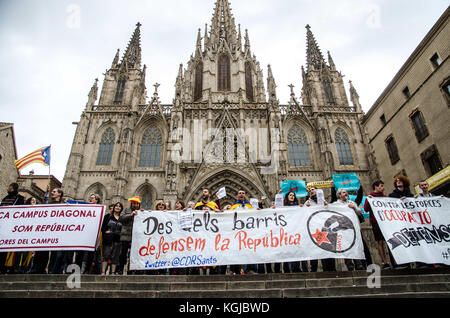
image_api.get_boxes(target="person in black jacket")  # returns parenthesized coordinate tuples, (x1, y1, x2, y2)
(389, 175, 414, 269)
(0, 183, 25, 206)
(101, 202, 123, 275)
(389, 175, 414, 199)
(0, 183, 25, 274)
(47, 188, 72, 274)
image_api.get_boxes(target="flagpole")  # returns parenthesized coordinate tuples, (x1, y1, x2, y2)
(47, 145, 51, 193)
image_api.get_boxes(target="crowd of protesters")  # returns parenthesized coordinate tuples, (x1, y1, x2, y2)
(0, 174, 446, 275)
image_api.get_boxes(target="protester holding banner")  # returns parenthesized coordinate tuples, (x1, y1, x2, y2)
(117, 196, 142, 275)
(19, 197, 36, 273)
(194, 189, 221, 212)
(0, 183, 25, 274)
(305, 186, 335, 272)
(335, 189, 366, 271)
(77, 194, 102, 274)
(0, 183, 25, 207)
(331, 182, 373, 269)
(230, 190, 255, 275)
(190, 189, 222, 275)
(174, 200, 185, 211)
(47, 188, 74, 274)
(170, 200, 187, 275)
(281, 191, 302, 273)
(389, 175, 420, 269)
(331, 183, 364, 207)
(389, 175, 414, 200)
(415, 180, 445, 199)
(28, 193, 51, 274)
(365, 180, 392, 269)
(9, 196, 35, 274)
(101, 202, 123, 275)
(155, 200, 167, 211)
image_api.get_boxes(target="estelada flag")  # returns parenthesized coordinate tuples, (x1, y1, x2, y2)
(14, 146, 51, 171)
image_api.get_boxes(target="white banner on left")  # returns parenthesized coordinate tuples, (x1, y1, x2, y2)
(0, 204, 105, 252)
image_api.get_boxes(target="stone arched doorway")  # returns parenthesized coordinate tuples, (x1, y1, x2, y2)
(185, 168, 268, 208)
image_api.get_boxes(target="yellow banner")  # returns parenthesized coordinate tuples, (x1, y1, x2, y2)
(415, 165, 450, 194)
(306, 180, 333, 189)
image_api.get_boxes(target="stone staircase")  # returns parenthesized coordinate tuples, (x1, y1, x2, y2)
(0, 267, 449, 298)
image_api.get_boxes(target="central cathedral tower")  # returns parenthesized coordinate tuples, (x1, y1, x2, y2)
(176, 0, 265, 104)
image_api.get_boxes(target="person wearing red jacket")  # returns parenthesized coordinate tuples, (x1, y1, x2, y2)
(364, 180, 391, 269)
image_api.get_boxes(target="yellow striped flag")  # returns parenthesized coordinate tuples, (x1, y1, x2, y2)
(14, 146, 51, 171)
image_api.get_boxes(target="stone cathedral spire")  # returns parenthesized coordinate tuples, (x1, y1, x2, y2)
(209, 0, 238, 49)
(98, 23, 147, 106)
(121, 22, 142, 69)
(305, 24, 327, 72)
(302, 25, 350, 107)
(178, 0, 264, 103)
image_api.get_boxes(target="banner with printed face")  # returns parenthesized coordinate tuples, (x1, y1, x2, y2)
(129, 205, 364, 270)
(368, 197, 450, 265)
(0, 204, 105, 252)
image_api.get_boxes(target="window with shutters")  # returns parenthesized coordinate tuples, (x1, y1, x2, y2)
(385, 135, 400, 165)
(410, 110, 428, 142)
(421, 145, 443, 177)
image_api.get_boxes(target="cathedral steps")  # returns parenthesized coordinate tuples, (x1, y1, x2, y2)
(0, 267, 449, 298)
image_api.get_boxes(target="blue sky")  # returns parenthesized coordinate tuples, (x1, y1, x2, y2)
(0, 0, 448, 181)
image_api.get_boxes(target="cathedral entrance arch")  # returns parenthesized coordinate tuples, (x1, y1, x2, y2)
(135, 183, 158, 210)
(185, 168, 267, 208)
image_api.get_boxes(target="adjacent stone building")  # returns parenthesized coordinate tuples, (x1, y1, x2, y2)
(362, 7, 450, 196)
(62, 0, 378, 209)
(0, 123, 19, 197)
(18, 172, 62, 204)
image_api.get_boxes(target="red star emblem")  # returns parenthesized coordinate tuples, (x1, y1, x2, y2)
(312, 229, 330, 246)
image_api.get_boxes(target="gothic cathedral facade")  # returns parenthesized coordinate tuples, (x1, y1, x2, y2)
(62, 0, 378, 209)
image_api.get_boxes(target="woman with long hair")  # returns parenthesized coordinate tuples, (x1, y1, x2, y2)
(101, 202, 123, 275)
(78, 194, 102, 274)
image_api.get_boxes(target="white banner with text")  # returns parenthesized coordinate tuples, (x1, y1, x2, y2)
(130, 204, 365, 270)
(0, 204, 105, 252)
(368, 196, 450, 265)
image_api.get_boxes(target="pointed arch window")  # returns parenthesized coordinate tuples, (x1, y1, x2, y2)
(86, 183, 105, 204)
(114, 77, 126, 105)
(335, 128, 353, 165)
(288, 125, 311, 167)
(140, 189, 152, 210)
(96, 128, 115, 166)
(194, 62, 203, 101)
(245, 61, 254, 102)
(322, 77, 334, 104)
(218, 54, 231, 91)
(139, 127, 162, 167)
